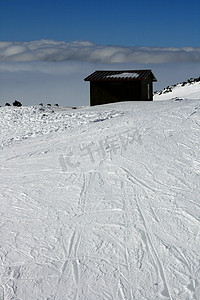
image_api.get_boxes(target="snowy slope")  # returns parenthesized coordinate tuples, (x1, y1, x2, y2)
(1, 99, 200, 300)
(154, 77, 200, 101)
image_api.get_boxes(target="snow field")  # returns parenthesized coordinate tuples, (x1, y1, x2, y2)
(0, 99, 200, 299)
(154, 80, 200, 101)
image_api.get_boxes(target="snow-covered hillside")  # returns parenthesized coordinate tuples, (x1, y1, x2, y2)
(1, 98, 200, 299)
(154, 77, 200, 101)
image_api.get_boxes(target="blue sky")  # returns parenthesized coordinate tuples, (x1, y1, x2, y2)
(0, 0, 200, 47)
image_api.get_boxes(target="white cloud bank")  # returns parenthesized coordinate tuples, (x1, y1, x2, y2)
(1, 40, 200, 106)
(1, 60, 200, 107)
(1, 40, 200, 64)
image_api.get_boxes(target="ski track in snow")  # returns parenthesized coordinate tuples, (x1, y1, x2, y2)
(0, 99, 200, 299)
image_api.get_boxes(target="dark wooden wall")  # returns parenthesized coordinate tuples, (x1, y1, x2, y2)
(141, 78, 153, 101)
(90, 80, 153, 106)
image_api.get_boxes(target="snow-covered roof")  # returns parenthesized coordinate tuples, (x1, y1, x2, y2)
(106, 72, 139, 79)
(84, 70, 157, 81)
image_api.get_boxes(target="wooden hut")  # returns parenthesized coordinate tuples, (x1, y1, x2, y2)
(84, 70, 157, 106)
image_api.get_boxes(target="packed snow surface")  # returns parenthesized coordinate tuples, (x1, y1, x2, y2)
(1, 99, 200, 299)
